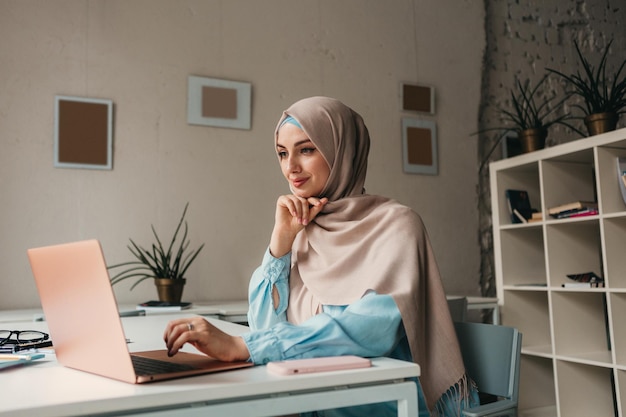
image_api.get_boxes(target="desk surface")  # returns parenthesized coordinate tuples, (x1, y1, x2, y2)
(1, 313, 420, 417)
(0, 300, 250, 323)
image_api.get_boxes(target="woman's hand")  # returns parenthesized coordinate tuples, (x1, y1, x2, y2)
(163, 317, 250, 362)
(269, 195, 328, 258)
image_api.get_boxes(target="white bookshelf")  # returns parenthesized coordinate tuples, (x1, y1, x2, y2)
(490, 127, 626, 417)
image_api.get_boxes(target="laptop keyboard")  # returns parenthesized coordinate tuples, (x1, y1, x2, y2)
(131, 355, 196, 376)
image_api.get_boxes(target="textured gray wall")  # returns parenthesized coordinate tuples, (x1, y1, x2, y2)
(478, 0, 626, 300)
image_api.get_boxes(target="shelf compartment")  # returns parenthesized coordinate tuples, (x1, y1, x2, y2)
(544, 221, 602, 287)
(555, 360, 616, 417)
(541, 155, 596, 218)
(494, 162, 541, 226)
(518, 355, 556, 414)
(500, 227, 547, 286)
(603, 217, 626, 288)
(551, 292, 611, 363)
(611, 293, 626, 366)
(596, 146, 626, 214)
(502, 290, 551, 349)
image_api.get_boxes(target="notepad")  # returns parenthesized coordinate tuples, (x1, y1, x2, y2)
(0, 353, 45, 370)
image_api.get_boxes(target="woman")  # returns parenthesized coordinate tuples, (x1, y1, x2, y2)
(164, 96, 476, 416)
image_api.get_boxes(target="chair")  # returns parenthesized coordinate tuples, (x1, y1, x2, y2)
(447, 296, 468, 322)
(454, 321, 522, 417)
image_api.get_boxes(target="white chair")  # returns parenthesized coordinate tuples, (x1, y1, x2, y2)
(454, 321, 522, 417)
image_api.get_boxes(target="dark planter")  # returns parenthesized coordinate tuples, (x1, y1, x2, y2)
(518, 128, 547, 153)
(584, 112, 618, 136)
(154, 278, 186, 303)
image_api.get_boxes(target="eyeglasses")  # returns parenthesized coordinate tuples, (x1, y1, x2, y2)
(0, 330, 51, 352)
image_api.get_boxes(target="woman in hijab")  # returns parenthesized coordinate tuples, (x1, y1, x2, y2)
(164, 96, 477, 416)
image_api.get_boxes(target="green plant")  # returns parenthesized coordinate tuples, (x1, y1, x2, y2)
(108, 203, 205, 290)
(476, 74, 576, 170)
(546, 39, 626, 117)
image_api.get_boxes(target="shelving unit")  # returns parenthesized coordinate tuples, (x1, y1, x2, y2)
(490, 127, 626, 417)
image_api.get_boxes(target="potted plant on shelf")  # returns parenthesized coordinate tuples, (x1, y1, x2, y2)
(108, 203, 205, 303)
(546, 39, 626, 136)
(476, 74, 577, 171)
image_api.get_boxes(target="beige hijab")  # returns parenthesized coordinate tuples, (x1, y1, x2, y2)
(276, 96, 466, 412)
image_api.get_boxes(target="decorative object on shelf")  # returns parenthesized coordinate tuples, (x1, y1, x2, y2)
(475, 75, 575, 171)
(563, 272, 604, 288)
(505, 189, 536, 224)
(187, 75, 252, 130)
(546, 39, 626, 136)
(54, 95, 114, 170)
(108, 203, 205, 303)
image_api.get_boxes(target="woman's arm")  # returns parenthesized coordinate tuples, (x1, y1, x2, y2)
(247, 248, 291, 330)
(242, 292, 404, 365)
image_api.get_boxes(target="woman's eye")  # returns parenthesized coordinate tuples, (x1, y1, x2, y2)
(301, 147, 316, 154)
(277, 151, 287, 159)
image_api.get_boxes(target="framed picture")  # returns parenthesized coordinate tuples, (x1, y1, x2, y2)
(402, 118, 438, 175)
(54, 95, 113, 170)
(187, 75, 252, 130)
(501, 130, 522, 159)
(401, 82, 435, 114)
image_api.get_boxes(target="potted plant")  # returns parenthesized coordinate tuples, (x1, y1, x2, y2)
(476, 74, 576, 171)
(546, 39, 626, 136)
(108, 203, 205, 303)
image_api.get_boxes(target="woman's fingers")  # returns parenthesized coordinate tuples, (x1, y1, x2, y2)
(277, 195, 311, 225)
(163, 317, 250, 362)
(164, 317, 212, 356)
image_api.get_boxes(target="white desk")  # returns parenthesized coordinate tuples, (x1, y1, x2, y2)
(0, 300, 250, 324)
(0, 313, 420, 417)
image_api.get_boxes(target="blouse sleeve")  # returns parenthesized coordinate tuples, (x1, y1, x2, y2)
(246, 248, 291, 330)
(242, 291, 404, 365)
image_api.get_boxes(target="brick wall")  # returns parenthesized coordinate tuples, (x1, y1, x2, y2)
(478, 0, 626, 301)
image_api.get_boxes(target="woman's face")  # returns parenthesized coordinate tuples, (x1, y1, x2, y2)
(276, 122, 330, 198)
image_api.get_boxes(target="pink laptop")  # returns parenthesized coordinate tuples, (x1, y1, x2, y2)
(27, 239, 252, 383)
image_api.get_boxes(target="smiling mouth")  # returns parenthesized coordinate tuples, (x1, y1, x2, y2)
(291, 178, 308, 188)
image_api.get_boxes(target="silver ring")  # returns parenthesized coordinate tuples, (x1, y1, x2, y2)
(187, 322, 194, 331)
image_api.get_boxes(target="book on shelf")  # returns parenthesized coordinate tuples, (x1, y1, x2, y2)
(136, 301, 192, 311)
(552, 207, 599, 219)
(547, 200, 598, 216)
(505, 189, 534, 224)
(562, 281, 605, 288)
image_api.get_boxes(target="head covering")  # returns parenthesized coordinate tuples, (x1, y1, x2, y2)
(276, 96, 466, 412)
(275, 96, 369, 201)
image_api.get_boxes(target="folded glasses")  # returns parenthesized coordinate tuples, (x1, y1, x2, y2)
(0, 330, 52, 352)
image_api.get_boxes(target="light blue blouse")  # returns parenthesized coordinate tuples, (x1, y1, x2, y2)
(241, 248, 474, 417)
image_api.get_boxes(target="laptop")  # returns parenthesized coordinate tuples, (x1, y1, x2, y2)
(27, 239, 253, 383)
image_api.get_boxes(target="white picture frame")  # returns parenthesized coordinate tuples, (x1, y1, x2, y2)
(402, 118, 438, 175)
(187, 75, 252, 130)
(54, 95, 113, 170)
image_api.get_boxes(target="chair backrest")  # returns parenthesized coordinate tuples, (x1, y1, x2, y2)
(447, 296, 468, 322)
(454, 321, 522, 402)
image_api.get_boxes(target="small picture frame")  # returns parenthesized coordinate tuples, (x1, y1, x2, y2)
(187, 75, 252, 130)
(54, 95, 113, 170)
(401, 83, 435, 114)
(402, 118, 438, 175)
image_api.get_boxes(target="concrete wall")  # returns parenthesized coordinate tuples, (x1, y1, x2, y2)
(0, 0, 485, 309)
